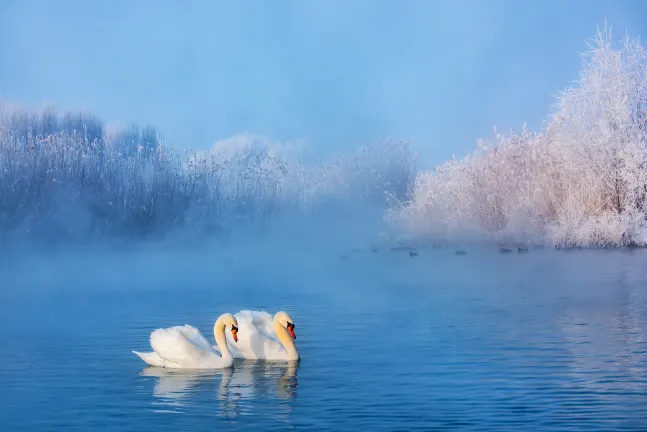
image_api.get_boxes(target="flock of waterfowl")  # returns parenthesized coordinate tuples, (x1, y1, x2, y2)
(133, 310, 299, 370)
(340, 241, 538, 260)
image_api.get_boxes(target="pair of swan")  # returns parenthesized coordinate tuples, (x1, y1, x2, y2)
(132, 310, 299, 369)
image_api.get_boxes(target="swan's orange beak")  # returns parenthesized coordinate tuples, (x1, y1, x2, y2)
(231, 327, 238, 342)
(287, 323, 296, 340)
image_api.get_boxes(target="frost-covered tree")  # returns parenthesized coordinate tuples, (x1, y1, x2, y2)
(389, 26, 647, 248)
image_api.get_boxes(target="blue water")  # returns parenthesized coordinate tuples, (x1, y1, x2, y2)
(1, 245, 647, 431)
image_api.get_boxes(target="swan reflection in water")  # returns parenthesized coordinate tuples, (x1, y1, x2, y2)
(140, 360, 299, 418)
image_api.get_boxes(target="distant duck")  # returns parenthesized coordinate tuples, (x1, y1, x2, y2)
(500, 248, 513, 254)
(517, 247, 529, 253)
(455, 250, 467, 256)
(391, 246, 416, 252)
(409, 251, 419, 257)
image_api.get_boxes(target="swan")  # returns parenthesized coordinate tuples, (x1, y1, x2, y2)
(214, 310, 299, 361)
(132, 313, 239, 369)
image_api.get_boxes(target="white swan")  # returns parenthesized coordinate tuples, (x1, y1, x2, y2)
(214, 310, 299, 361)
(132, 313, 239, 369)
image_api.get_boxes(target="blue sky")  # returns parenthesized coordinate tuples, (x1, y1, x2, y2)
(1, 0, 646, 166)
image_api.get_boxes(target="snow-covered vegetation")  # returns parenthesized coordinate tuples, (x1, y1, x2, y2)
(389, 27, 647, 248)
(0, 103, 415, 243)
(3, 26, 647, 249)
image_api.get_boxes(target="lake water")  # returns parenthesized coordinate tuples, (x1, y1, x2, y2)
(1, 244, 647, 431)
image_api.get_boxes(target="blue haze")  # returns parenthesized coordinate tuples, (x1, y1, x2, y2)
(1, 1, 647, 165)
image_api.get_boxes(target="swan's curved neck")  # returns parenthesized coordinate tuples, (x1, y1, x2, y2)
(273, 317, 299, 361)
(214, 316, 233, 360)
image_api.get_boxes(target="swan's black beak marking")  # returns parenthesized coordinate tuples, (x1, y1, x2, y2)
(231, 325, 239, 342)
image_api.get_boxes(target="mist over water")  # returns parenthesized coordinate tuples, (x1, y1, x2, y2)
(1, 205, 389, 295)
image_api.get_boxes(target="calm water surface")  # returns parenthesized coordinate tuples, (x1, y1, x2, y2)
(1, 246, 647, 431)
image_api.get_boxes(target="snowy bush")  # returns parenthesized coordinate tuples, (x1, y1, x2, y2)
(0, 103, 416, 243)
(388, 26, 647, 248)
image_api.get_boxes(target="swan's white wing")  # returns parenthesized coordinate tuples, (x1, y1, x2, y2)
(149, 325, 213, 367)
(176, 325, 214, 353)
(223, 310, 287, 360)
(242, 310, 277, 340)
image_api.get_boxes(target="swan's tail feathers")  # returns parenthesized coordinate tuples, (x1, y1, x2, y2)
(132, 350, 167, 367)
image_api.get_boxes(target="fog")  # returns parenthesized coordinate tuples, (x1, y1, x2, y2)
(3, 25, 647, 289)
(0, 198, 394, 294)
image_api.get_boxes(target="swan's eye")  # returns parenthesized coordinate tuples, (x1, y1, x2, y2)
(287, 322, 294, 329)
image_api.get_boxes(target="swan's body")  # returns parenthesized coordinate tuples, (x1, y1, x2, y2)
(133, 313, 239, 369)
(214, 310, 299, 361)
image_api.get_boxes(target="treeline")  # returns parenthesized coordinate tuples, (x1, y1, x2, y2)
(0, 103, 415, 243)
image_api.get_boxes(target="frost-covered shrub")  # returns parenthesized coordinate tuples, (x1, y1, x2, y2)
(183, 134, 415, 214)
(0, 104, 416, 243)
(389, 26, 647, 248)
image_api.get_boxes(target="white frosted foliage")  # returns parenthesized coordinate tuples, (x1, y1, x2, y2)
(388, 27, 647, 248)
(0, 107, 415, 241)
